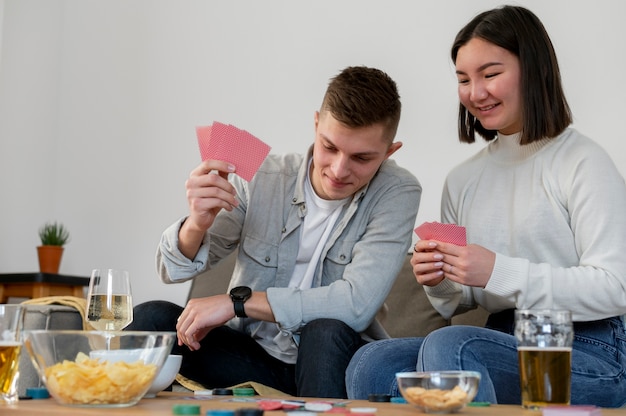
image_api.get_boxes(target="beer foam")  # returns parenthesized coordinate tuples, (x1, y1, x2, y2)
(517, 346, 572, 351)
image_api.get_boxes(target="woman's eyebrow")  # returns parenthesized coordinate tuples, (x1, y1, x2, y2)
(456, 61, 504, 75)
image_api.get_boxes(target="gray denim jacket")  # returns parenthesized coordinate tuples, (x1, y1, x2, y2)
(157, 147, 421, 343)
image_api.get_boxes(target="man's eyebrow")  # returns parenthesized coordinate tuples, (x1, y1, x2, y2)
(320, 135, 380, 157)
(456, 61, 504, 75)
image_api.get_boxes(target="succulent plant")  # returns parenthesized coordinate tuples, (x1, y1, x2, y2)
(38, 222, 70, 246)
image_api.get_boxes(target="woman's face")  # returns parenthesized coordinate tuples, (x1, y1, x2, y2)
(455, 37, 523, 135)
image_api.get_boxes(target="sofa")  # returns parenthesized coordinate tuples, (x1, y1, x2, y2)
(188, 251, 488, 338)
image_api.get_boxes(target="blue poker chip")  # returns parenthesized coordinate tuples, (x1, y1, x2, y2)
(390, 396, 407, 404)
(26, 387, 50, 399)
(206, 410, 235, 416)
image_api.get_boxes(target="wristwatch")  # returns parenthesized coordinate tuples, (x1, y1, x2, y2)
(229, 286, 252, 318)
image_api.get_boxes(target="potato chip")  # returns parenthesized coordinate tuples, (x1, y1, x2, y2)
(43, 353, 158, 405)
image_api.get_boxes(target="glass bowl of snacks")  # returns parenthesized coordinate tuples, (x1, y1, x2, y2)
(396, 371, 481, 413)
(24, 330, 176, 407)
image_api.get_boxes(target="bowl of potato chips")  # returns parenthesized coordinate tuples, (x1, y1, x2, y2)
(396, 371, 481, 413)
(24, 330, 176, 407)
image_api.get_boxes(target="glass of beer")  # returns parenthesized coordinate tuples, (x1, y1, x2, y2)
(0, 304, 25, 405)
(514, 309, 573, 409)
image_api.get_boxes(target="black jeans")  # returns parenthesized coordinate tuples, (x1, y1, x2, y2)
(127, 300, 365, 398)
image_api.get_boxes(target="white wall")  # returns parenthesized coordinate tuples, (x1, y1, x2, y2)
(1, 0, 625, 307)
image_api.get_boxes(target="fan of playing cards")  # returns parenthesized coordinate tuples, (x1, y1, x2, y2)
(414, 221, 467, 246)
(196, 121, 271, 182)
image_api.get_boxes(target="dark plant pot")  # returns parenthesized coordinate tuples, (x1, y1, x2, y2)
(37, 245, 64, 274)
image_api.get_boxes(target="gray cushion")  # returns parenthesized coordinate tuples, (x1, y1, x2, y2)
(19, 305, 84, 396)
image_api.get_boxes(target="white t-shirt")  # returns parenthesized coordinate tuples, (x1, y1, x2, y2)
(253, 161, 349, 363)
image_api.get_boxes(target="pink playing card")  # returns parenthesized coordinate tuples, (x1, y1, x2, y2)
(543, 406, 601, 416)
(196, 125, 212, 161)
(196, 121, 271, 182)
(414, 221, 467, 246)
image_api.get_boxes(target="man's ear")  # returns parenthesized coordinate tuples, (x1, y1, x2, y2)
(384, 141, 403, 159)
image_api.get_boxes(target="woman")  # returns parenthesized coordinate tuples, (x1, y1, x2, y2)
(346, 5, 626, 407)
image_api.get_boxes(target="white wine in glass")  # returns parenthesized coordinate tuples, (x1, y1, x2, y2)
(86, 269, 133, 331)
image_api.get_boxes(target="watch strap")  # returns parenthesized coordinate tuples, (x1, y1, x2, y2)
(233, 300, 247, 318)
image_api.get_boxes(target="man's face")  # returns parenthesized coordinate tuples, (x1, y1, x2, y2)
(310, 111, 401, 200)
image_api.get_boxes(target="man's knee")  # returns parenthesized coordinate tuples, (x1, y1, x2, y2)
(300, 318, 362, 355)
(128, 300, 181, 331)
(301, 319, 355, 339)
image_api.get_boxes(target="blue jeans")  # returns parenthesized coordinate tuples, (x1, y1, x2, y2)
(127, 300, 364, 398)
(346, 313, 626, 407)
(346, 337, 423, 398)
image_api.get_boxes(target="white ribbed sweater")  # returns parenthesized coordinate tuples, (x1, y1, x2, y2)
(425, 128, 626, 322)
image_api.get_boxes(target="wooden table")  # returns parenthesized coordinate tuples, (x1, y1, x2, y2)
(0, 273, 89, 303)
(1, 393, 621, 415)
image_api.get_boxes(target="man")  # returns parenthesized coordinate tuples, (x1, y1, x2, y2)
(129, 66, 421, 398)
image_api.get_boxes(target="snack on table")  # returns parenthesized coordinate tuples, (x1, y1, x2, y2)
(404, 385, 468, 411)
(44, 352, 157, 405)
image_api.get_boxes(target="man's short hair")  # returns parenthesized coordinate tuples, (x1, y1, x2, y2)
(320, 66, 401, 143)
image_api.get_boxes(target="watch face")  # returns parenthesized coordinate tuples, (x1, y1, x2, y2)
(231, 286, 252, 300)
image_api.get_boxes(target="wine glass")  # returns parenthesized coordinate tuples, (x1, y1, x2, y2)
(86, 269, 133, 331)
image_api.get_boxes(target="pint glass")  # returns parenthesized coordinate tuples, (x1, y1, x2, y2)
(514, 309, 573, 409)
(0, 305, 25, 405)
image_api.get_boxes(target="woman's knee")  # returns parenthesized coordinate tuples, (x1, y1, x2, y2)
(348, 340, 394, 375)
(348, 338, 421, 376)
(419, 325, 517, 370)
(346, 338, 422, 399)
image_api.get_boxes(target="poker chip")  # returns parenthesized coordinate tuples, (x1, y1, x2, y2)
(368, 394, 390, 402)
(325, 408, 350, 414)
(390, 396, 407, 404)
(172, 404, 201, 415)
(212, 388, 234, 396)
(25, 387, 49, 399)
(232, 387, 255, 396)
(350, 407, 377, 413)
(304, 401, 333, 412)
(206, 411, 235, 416)
(258, 400, 284, 410)
(467, 401, 491, 407)
(233, 409, 263, 416)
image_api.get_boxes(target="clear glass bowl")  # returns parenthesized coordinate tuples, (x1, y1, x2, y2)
(24, 330, 176, 407)
(396, 371, 481, 413)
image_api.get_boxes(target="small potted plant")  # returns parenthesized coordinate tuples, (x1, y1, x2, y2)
(37, 221, 70, 274)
